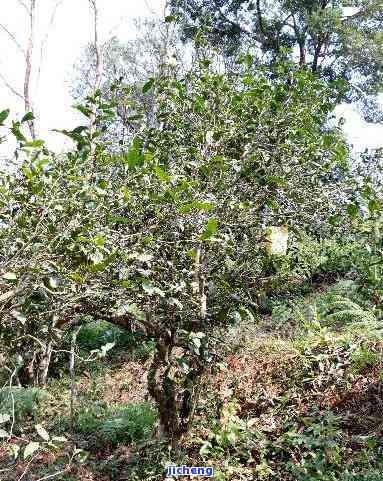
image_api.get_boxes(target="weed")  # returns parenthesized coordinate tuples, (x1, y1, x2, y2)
(351, 347, 381, 373)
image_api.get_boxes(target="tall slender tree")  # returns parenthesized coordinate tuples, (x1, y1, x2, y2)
(88, 0, 104, 173)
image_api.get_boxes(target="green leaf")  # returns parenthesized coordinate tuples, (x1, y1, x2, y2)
(24, 441, 40, 459)
(121, 187, 130, 201)
(108, 215, 132, 224)
(11, 122, 26, 142)
(347, 203, 358, 219)
(201, 218, 218, 241)
(329, 214, 342, 226)
(74, 104, 92, 118)
(126, 114, 143, 122)
(142, 78, 155, 94)
(98, 179, 108, 189)
(24, 140, 45, 148)
(194, 95, 205, 112)
(77, 235, 91, 244)
(100, 342, 115, 357)
(265, 175, 285, 187)
(52, 126, 88, 143)
(178, 202, 214, 214)
(51, 436, 67, 443)
(21, 111, 34, 123)
(265, 198, 279, 210)
(72, 125, 88, 135)
(35, 424, 50, 441)
(33, 158, 49, 171)
(125, 147, 143, 168)
(164, 15, 176, 23)
(142, 281, 165, 297)
(0, 109, 10, 125)
(69, 274, 85, 284)
(93, 235, 105, 247)
(154, 166, 171, 182)
(368, 199, 380, 213)
(128, 252, 153, 262)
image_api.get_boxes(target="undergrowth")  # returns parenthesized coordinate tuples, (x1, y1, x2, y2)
(53, 402, 157, 447)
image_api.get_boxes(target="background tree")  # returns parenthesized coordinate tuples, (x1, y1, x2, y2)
(88, 0, 103, 172)
(169, 0, 383, 119)
(71, 17, 189, 148)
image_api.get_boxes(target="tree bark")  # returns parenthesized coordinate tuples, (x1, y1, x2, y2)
(70, 326, 81, 431)
(37, 341, 53, 386)
(24, 0, 36, 139)
(16, 341, 53, 387)
(88, 0, 103, 174)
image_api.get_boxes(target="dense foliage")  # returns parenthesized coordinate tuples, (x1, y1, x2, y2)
(170, 0, 383, 119)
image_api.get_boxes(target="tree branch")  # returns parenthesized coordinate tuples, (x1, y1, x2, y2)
(256, 0, 267, 40)
(0, 72, 24, 100)
(88, 0, 104, 173)
(16, 0, 30, 15)
(0, 24, 26, 57)
(23, 0, 36, 138)
(341, 6, 377, 23)
(213, 0, 252, 36)
(56, 299, 153, 334)
(292, 15, 306, 66)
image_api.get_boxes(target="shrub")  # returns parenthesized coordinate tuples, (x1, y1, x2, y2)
(0, 59, 351, 441)
(320, 239, 363, 275)
(288, 235, 362, 283)
(76, 320, 143, 351)
(289, 234, 327, 280)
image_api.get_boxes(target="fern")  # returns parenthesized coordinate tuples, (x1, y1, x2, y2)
(326, 309, 376, 325)
(322, 296, 376, 327)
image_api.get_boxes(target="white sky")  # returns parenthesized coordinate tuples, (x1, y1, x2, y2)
(0, 0, 382, 157)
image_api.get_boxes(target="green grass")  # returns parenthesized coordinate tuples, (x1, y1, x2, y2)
(53, 401, 157, 446)
(0, 387, 49, 427)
